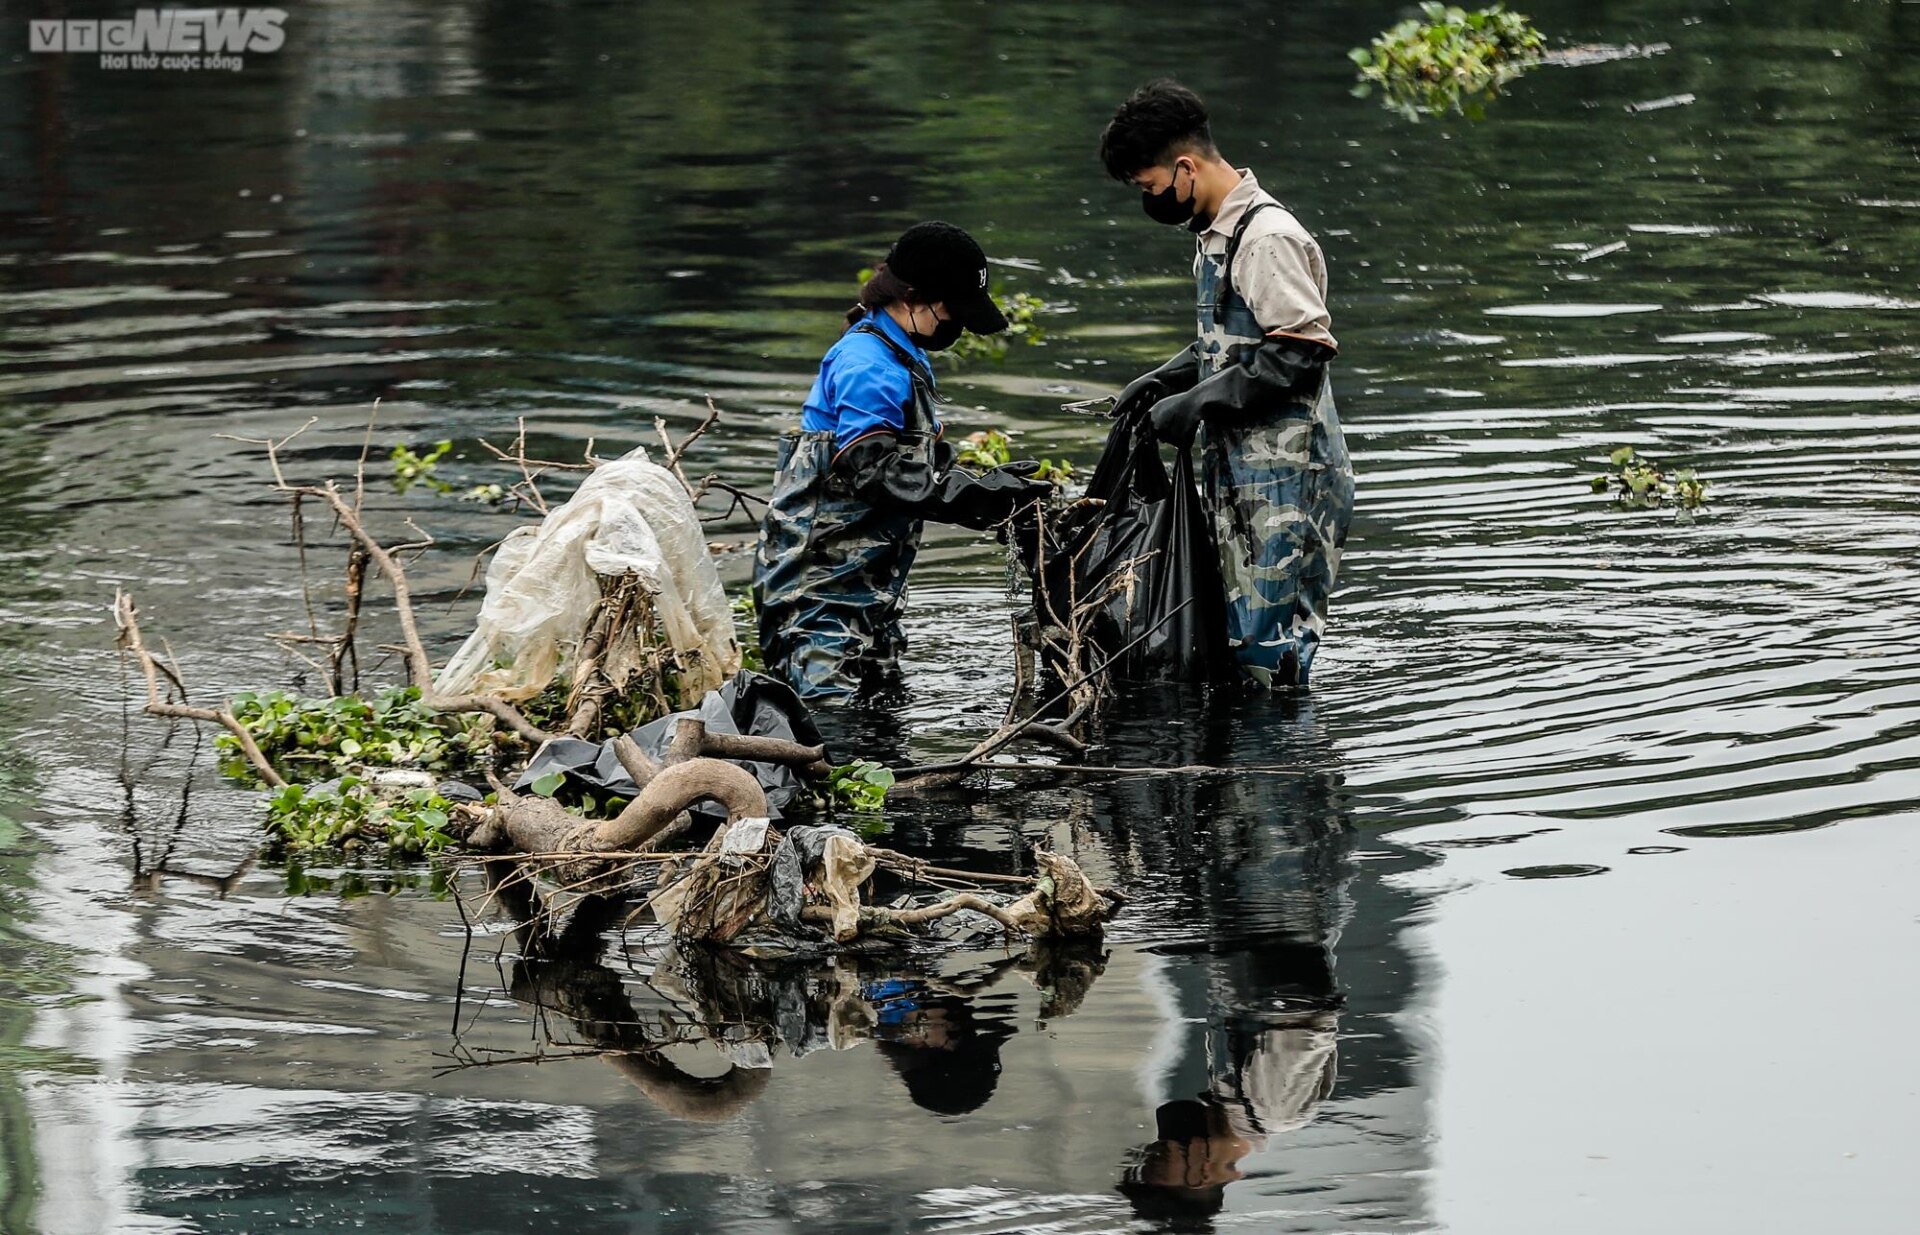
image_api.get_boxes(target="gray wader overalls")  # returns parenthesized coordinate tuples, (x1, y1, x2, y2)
(1197, 203, 1357, 689)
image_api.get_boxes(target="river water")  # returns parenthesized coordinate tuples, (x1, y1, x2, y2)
(2, 2, 1917, 1231)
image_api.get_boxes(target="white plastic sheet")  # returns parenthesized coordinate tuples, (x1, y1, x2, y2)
(434, 446, 739, 704)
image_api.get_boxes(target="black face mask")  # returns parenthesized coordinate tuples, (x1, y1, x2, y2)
(907, 307, 964, 352)
(1141, 162, 1198, 228)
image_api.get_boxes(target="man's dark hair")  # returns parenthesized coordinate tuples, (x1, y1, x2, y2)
(1099, 78, 1216, 181)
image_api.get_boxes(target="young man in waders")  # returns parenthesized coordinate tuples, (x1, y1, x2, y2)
(753, 222, 1053, 701)
(1099, 79, 1355, 690)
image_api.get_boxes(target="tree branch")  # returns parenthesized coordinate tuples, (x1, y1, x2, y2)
(114, 591, 286, 789)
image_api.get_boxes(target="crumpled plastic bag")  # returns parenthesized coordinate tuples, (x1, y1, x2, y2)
(648, 815, 776, 943)
(434, 445, 739, 704)
(654, 821, 878, 947)
(768, 825, 873, 941)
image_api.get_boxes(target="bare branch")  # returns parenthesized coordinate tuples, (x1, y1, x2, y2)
(115, 591, 286, 789)
(255, 470, 554, 746)
(654, 396, 721, 497)
(353, 397, 381, 514)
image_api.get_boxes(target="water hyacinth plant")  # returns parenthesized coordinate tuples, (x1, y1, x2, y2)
(828, 759, 894, 813)
(217, 686, 476, 783)
(1589, 446, 1707, 510)
(954, 429, 1076, 486)
(1350, 3, 1546, 120)
(266, 776, 457, 855)
(949, 290, 1048, 364)
(389, 439, 454, 494)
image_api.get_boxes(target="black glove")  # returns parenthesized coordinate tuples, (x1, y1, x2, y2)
(929, 460, 1054, 531)
(1147, 335, 1336, 448)
(1113, 343, 1203, 424)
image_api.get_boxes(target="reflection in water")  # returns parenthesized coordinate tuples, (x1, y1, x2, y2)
(1121, 1003, 1340, 1222)
(3, 0, 1917, 1227)
(419, 685, 1402, 1231)
(474, 872, 1098, 1125)
(1122, 1006, 1337, 1220)
(1090, 691, 1362, 1223)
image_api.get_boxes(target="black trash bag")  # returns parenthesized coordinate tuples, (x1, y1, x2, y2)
(513, 669, 826, 820)
(1016, 409, 1236, 683)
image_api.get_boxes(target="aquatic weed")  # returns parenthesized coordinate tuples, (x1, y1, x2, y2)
(1350, 3, 1546, 121)
(954, 429, 1076, 486)
(1589, 446, 1708, 510)
(218, 685, 477, 784)
(827, 760, 894, 814)
(265, 776, 456, 856)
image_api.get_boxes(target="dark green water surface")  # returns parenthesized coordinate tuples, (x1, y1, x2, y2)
(2, 2, 1917, 1231)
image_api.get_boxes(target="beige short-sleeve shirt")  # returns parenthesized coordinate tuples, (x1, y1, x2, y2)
(1194, 169, 1336, 351)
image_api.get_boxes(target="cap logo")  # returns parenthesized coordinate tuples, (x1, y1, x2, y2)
(978, 267, 988, 289)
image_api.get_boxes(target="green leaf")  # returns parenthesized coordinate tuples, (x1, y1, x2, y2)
(530, 772, 566, 798)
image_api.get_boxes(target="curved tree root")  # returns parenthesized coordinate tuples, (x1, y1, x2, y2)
(485, 756, 769, 859)
(798, 849, 1120, 942)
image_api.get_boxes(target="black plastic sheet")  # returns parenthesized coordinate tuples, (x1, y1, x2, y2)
(1018, 409, 1236, 683)
(513, 669, 826, 819)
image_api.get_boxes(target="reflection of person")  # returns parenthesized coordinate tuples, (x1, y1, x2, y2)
(868, 979, 1016, 1117)
(1098, 79, 1356, 690)
(1122, 1012, 1340, 1221)
(1120, 1099, 1253, 1219)
(752, 222, 1052, 700)
(1083, 692, 1351, 1220)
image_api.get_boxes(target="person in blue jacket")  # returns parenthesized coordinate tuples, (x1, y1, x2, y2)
(752, 222, 1052, 701)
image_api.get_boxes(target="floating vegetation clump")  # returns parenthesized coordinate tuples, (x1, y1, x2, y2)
(827, 759, 895, 814)
(219, 687, 477, 784)
(950, 290, 1048, 364)
(389, 439, 506, 504)
(266, 776, 458, 856)
(954, 429, 1076, 485)
(1589, 446, 1707, 510)
(1350, 3, 1546, 121)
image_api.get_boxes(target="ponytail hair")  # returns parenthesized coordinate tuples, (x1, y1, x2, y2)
(846, 261, 922, 327)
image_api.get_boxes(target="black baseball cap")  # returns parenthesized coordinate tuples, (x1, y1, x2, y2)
(884, 221, 1009, 335)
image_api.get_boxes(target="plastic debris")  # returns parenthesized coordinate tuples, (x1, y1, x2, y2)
(512, 670, 824, 818)
(1018, 415, 1237, 683)
(435, 446, 739, 705)
(648, 819, 1118, 951)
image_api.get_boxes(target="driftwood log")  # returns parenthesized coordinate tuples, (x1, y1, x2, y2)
(466, 717, 825, 857)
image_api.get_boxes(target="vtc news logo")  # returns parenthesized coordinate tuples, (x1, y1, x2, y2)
(29, 8, 287, 72)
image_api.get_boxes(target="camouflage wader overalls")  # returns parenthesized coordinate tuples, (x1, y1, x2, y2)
(1195, 203, 1357, 688)
(752, 324, 939, 700)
